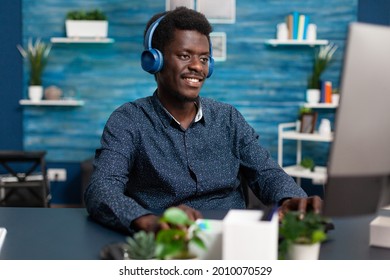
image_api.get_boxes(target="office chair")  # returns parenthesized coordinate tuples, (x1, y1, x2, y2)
(0, 150, 50, 207)
(241, 175, 267, 210)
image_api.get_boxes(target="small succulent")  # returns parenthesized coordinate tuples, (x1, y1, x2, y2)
(125, 231, 156, 260)
(298, 106, 312, 116)
(300, 157, 315, 172)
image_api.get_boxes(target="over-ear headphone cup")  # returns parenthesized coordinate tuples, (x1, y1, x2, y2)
(141, 48, 164, 74)
(207, 56, 214, 78)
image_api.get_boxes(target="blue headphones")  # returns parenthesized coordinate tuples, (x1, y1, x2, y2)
(140, 15, 214, 78)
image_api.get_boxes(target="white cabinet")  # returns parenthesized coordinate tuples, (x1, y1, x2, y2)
(277, 122, 333, 185)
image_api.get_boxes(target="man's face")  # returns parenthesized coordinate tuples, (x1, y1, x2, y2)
(156, 29, 210, 102)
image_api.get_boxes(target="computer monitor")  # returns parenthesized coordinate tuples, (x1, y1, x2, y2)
(323, 22, 390, 216)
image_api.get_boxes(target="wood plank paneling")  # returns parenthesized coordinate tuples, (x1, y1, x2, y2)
(21, 0, 357, 162)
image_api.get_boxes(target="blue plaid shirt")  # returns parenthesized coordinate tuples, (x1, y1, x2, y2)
(85, 91, 306, 233)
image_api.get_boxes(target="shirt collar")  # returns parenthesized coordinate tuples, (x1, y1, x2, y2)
(152, 91, 204, 128)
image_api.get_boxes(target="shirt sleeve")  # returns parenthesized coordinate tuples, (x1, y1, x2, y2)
(232, 107, 308, 205)
(84, 106, 152, 234)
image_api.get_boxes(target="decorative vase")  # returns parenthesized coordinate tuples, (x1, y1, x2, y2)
(306, 89, 321, 104)
(288, 243, 321, 260)
(28, 85, 43, 102)
(44, 86, 62, 100)
(319, 119, 331, 136)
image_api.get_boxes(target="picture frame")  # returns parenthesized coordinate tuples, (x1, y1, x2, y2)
(300, 112, 318, 133)
(210, 32, 227, 61)
(196, 0, 236, 24)
(166, 0, 195, 11)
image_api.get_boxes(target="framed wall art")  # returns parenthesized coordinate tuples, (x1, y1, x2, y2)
(197, 0, 236, 24)
(210, 32, 227, 61)
(300, 112, 318, 134)
(166, 0, 195, 11)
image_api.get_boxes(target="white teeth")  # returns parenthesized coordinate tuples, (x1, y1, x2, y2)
(186, 78, 199, 82)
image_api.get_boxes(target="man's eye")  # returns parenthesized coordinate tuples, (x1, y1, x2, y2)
(179, 54, 190, 60)
(200, 56, 209, 63)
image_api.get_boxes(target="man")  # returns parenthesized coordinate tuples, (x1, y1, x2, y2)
(85, 7, 321, 234)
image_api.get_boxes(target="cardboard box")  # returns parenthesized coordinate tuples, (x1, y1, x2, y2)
(369, 216, 390, 248)
(222, 209, 278, 260)
(190, 219, 223, 260)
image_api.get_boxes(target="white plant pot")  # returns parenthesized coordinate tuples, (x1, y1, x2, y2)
(306, 89, 321, 104)
(28, 86, 43, 102)
(66, 20, 108, 38)
(332, 93, 340, 105)
(288, 243, 321, 260)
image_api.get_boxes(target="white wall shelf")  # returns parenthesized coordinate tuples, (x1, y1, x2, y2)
(265, 39, 329, 47)
(50, 37, 114, 44)
(303, 103, 338, 109)
(283, 165, 327, 181)
(278, 122, 333, 185)
(19, 99, 85, 106)
(281, 130, 333, 142)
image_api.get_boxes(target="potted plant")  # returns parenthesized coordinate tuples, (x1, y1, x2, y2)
(299, 157, 315, 172)
(331, 88, 340, 106)
(17, 38, 52, 101)
(65, 9, 108, 38)
(155, 207, 206, 259)
(124, 207, 206, 260)
(306, 43, 338, 104)
(279, 211, 329, 260)
(124, 231, 156, 260)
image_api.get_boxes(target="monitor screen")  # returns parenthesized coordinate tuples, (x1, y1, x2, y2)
(323, 22, 390, 216)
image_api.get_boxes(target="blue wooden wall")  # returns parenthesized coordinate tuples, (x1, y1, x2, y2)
(19, 0, 357, 204)
(21, 0, 357, 165)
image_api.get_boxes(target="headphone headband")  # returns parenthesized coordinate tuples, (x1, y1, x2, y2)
(143, 15, 165, 50)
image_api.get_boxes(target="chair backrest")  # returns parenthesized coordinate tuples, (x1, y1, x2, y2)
(240, 175, 267, 210)
(0, 150, 49, 207)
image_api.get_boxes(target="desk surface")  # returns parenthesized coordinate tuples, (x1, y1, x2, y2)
(0, 207, 389, 260)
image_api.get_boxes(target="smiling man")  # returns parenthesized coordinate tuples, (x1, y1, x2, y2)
(85, 7, 321, 234)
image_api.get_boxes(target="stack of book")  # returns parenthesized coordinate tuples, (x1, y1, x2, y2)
(320, 81, 333, 103)
(285, 12, 311, 40)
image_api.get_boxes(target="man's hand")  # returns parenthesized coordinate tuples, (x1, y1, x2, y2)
(176, 204, 203, 221)
(132, 214, 160, 232)
(278, 195, 322, 220)
(131, 204, 203, 232)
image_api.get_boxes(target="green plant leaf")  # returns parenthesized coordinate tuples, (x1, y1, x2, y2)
(17, 38, 51, 86)
(190, 236, 206, 250)
(156, 207, 207, 259)
(311, 230, 327, 243)
(307, 43, 338, 89)
(160, 207, 192, 226)
(279, 211, 329, 245)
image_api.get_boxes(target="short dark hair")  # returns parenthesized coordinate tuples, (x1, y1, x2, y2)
(144, 7, 213, 54)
